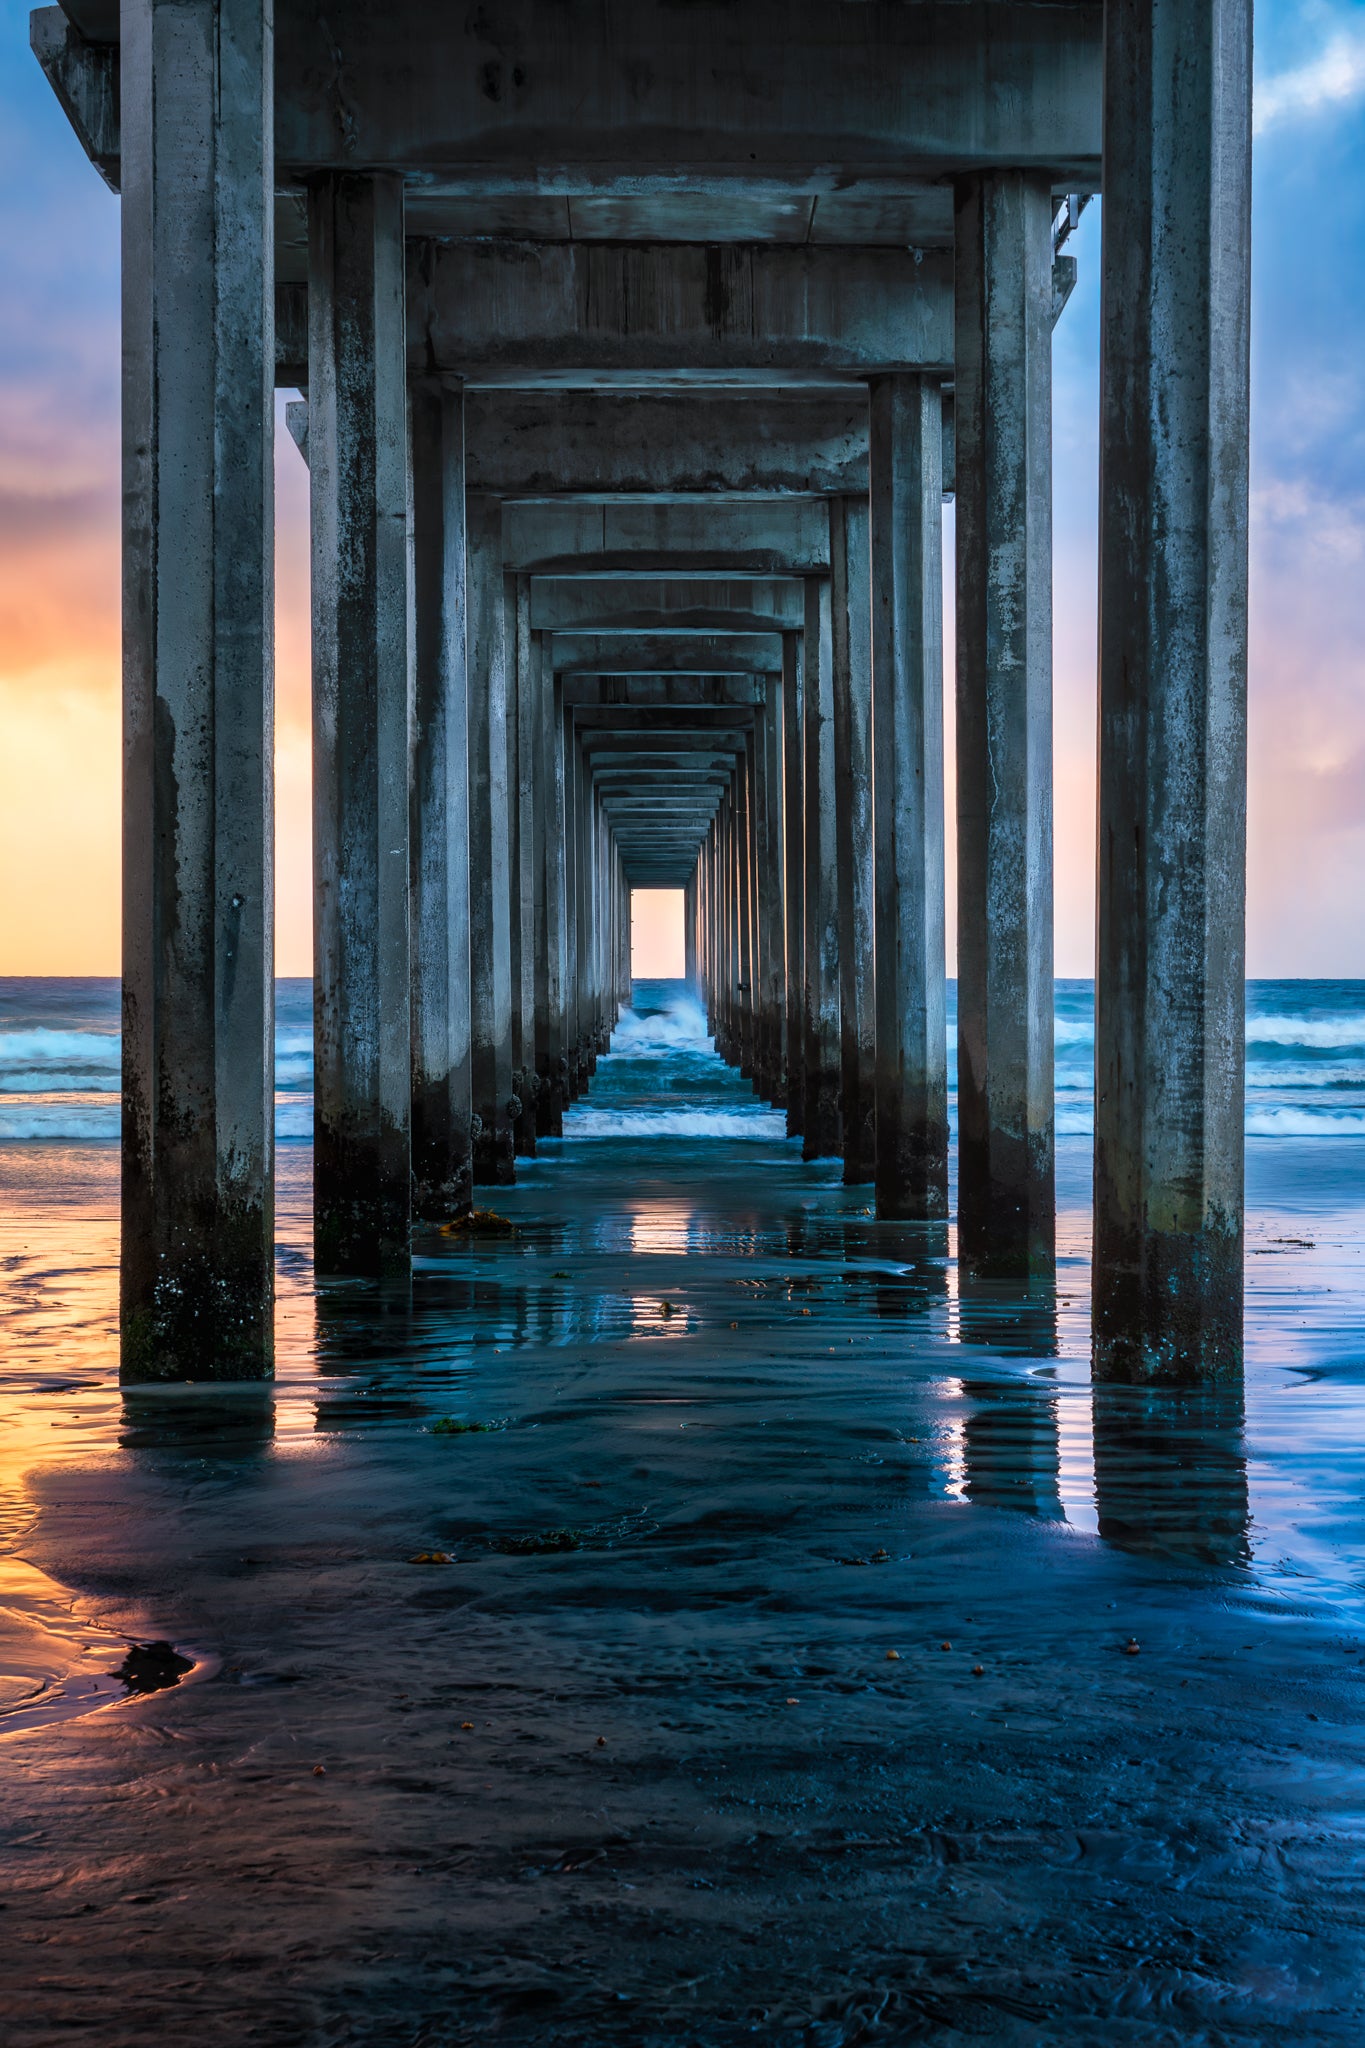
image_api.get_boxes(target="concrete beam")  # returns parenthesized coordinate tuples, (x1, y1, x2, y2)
(30, 7, 117, 190)
(552, 634, 782, 676)
(531, 579, 804, 634)
(408, 241, 950, 385)
(469, 393, 870, 497)
(507, 501, 831, 576)
(44, 3, 1103, 202)
(272, 2, 1103, 184)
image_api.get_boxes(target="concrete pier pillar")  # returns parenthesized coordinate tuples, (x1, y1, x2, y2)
(467, 494, 515, 1183)
(542, 675, 567, 1130)
(684, 877, 698, 993)
(1094, 0, 1252, 1381)
(869, 374, 949, 1220)
(831, 496, 877, 1183)
(410, 377, 472, 1220)
(803, 573, 843, 1160)
(954, 171, 1056, 1277)
(534, 653, 561, 1135)
(781, 632, 806, 1138)
(511, 577, 538, 1155)
(752, 692, 783, 1104)
(309, 171, 412, 1274)
(562, 704, 582, 1099)
(735, 742, 755, 1079)
(120, 0, 275, 1379)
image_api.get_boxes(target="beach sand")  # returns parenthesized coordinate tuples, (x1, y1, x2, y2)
(3, 1001, 1365, 2041)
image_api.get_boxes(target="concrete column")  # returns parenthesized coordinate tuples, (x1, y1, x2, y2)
(410, 377, 472, 1220)
(781, 632, 805, 1138)
(830, 495, 877, 1183)
(532, 644, 557, 1134)
(717, 788, 734, 1061)
(309, 171, 411, 1274)
(1094, 0, 1252, 1381)
(954, 171, 1056, 1277)
(869, 374, 949, 1220)
(803, 573, 843, 1159)
(684, 877, 698, 993)
(562, 703, 582, 1098)
(759, 687, 787, 1107)
(541, 671, 567, 1132)
(120, 0, 274, 1379)
(735, 741, 755, 1078)
(512, 576, 538, 1154)
(468, 493, 514, 1183)
(573, 743, 594, 1084)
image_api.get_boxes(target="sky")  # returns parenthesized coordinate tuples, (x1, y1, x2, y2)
(1, 2, 1363, 979)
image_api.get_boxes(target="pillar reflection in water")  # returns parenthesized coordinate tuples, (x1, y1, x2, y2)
(118, 1387, 276, 1459)
(1091, 1381, 1250, 1568)
(954, 1278, 1061, 1519)
(872, 1224, 951, 1323)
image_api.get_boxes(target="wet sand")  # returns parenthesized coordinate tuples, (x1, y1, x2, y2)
(4, 1057, 1365, 2039)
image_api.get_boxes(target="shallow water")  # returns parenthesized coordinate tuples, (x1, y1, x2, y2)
(3, 980, 1365, 2040)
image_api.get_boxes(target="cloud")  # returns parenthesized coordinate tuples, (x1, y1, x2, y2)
(1256, 16, 1365, 133)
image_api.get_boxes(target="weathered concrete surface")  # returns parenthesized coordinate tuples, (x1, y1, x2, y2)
(511, 580, 538, 1157)
(802, 572, 843, 1161)
(530, 579, 803, 635)
(549, 633, 784, 677)
(954, 171, 1056, 1279)
(781, 635, 806, 1139)
(118, 0, 274, 1381)
(309, 173, 412, 1278)
(407, 241, 951, 383)
(50, 2, 1105, 197)
(502, 501, 831, 578)
(830, 496, 877, 1184)
(756, 696, 787, 1105)
(30, 6, 118, 189)
(1093, 0, 1252, 1383)
(410, 378, 473, 1221)
(869, 374, 949, 1221)
(467, 495, 515, 1185)
(465, 393, 871, 497)
(538, 675, 567, 1134)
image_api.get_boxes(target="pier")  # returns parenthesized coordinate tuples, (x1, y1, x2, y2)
(33, 0, 1251, 1384)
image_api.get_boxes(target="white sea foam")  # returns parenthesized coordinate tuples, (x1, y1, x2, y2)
(1247, 1014, 1365, 1050)
(562, 1108, 788, 1140)
(1245, 1106, 1365, 1137)
(0, 1094, 315, 1142)
(609, 995, 712, 1056)
(0, 1102, 120, 1140)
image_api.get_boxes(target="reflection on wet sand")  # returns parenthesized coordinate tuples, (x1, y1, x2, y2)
(2, 991, 1365, 2038)
(1091, 1382, 1251, 1569)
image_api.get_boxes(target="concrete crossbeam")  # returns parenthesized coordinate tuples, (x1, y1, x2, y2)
(551, 635, 783, 676)
(49, 3, 1103, 193)
(531, 579, 804, 634)
(503, 502, 831, 577)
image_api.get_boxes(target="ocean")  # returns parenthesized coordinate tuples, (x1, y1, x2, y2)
(4, 975, 1365, 1687)
(5, 975, 1364, 1142)
(5, 975, 1365, 2029)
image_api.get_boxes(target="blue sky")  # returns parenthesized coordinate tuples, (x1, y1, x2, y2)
(0, 0, 1362, 975)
